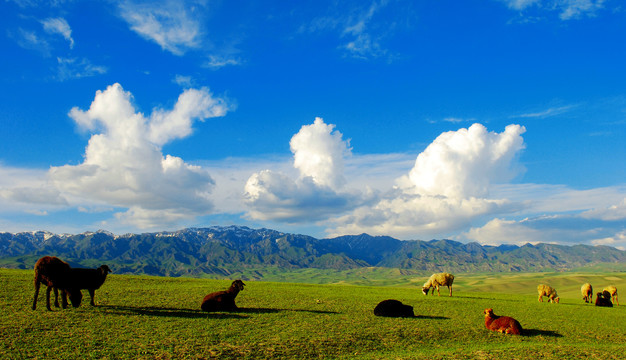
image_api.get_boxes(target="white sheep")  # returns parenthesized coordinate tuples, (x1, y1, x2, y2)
(537, 284, 559, 303)
(581, 283, 593, 303)
(422, 272, 455, 296)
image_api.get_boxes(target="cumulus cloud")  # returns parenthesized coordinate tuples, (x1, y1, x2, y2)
(118, 0, 203, 55)
(41, 17, 74, 48)
(48, 83, 229, 228)
(244, 118, 368, 222)
(328, 123, 527, 239)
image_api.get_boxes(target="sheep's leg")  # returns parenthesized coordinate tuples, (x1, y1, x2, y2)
(538, 295, 543, 302)
(61, 290, 68, 309)
(46, 286, 53, 311)
(88, 289, 96, 306)
(436, 285, 440, 296)
(32, 281, 40, 310)
(53, 287, 60, 308)
(448, 285, 453, 297)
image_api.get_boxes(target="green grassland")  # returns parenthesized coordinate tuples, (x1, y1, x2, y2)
(1, 268, 625, 359)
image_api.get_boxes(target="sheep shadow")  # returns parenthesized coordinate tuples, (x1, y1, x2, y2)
(413, 315, 449, 320)
(99, 305, 246, 319)
(523, 329, 563, 338)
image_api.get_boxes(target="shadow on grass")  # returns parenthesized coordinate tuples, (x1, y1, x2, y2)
(238, 307, 340, 315)
(99, 305, 246, 319)
(523, 328, 563, 338)
(414, 315, 449, 320)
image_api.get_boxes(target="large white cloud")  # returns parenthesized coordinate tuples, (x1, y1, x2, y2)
(47, 83, 229, 228)
(327, 123, 527, 239)
(244, 117, 368, 222)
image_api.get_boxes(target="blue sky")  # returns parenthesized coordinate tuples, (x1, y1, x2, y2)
(1, 0, 624, 248)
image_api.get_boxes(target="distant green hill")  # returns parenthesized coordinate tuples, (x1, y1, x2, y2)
(1, 225, 624, 277)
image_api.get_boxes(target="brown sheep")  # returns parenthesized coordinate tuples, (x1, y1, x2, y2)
(537, 284, 560, 303)
(201, 280, 245, 312)
(422, 272, 455, 296)
(483, 308, 523, 335)
(32, 256, 82, 311)
(595, 292, 613, 307)
(65, 265, 112, 306)
(602, 286, 619, 306)
(373, 299, 414, 318)
(581, 283, 593, 303)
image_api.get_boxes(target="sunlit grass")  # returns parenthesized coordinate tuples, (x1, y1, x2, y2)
(2, 268, 625, 359)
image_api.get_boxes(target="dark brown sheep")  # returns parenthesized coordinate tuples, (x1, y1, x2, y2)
(32, 256, 82, 311)
(483, 308, 523, 335)
(65, 265, 112, 306)
(595, 292, 613, 307)
(373, 299, 414, 317)
(201, 280, 245, 312)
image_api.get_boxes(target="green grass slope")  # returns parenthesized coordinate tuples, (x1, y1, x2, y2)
(1, 269, 624, 359)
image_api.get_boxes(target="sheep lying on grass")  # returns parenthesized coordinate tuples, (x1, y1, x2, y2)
(32, 256, 82, 311)
(201, 280, 245, 312)
(602, 286, 618, 306)
(422, 272, 455, 296)
(595, 292, 613, 307)
(483, 308, 523, 335)
(581, 283, 593, 303)
(373, 299, 414, 318)
(537, 284, 560, 303)
(66, 265, 112, 306)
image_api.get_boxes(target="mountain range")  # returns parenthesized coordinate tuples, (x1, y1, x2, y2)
(1, 225, 625, 277)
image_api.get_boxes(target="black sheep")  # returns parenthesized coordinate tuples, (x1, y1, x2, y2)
(373, 299, 414, 318)
(201, 280, 246, 312)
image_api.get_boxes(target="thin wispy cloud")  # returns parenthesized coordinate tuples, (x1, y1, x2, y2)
(500, 0, 606, 20)
(118, 0, 203, 55)
(56, 57, 107, 81)
(514, 104, 576, 118)
(41, 17, 74, 49)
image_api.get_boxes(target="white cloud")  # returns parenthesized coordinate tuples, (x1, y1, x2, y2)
(56, 57, 107, 80)
(204, 55, 241, 70)
(41, 17, 74, 49)
(515, 105, 576, 118)
(244, 117, 368, 222)
(500, 0, 605, 20)
(46, 83, 230, 228)
(326, 123, 527, 239)
(406, 123, 526, 199)
(118, 0, 203, 55)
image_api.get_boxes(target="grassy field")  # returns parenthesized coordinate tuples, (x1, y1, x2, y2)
(1, 268, 625, 359)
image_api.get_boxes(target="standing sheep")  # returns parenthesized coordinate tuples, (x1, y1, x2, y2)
(32, 256, 82, 311)
(483, 308, 523, 335)
(422, 273, 455, 297)
(602, 286, 618, 306)
(537, 284, 560, 303)
(581, 283, 593, 303)
(201, 280, 245, 312)
(65, 265, 112, 306)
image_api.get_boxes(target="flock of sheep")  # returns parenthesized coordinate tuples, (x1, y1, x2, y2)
(31, 257, 620, 337)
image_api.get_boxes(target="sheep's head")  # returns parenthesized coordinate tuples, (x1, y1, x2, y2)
(232, 280, 245, 291)
(66, 289, 83, 307)
(99, 265, 112, 275)
(421, 286, 429, 295)
(483, 308, 494, 317)
(554, 297, 560, 303)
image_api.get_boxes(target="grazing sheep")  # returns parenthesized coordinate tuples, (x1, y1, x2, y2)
(201, 280, 245, 312)
(32, 256, 82, 311)
(595, 292, 613, 307)
(602, 286, 619, 306)
(65, 265, 112, 306)
(422, 273, 455, 296)
(373, 299, 414, 318)
(483, 308, 523, 335)
(581, 283, 593, 303)
(537, 284, 560, 303)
